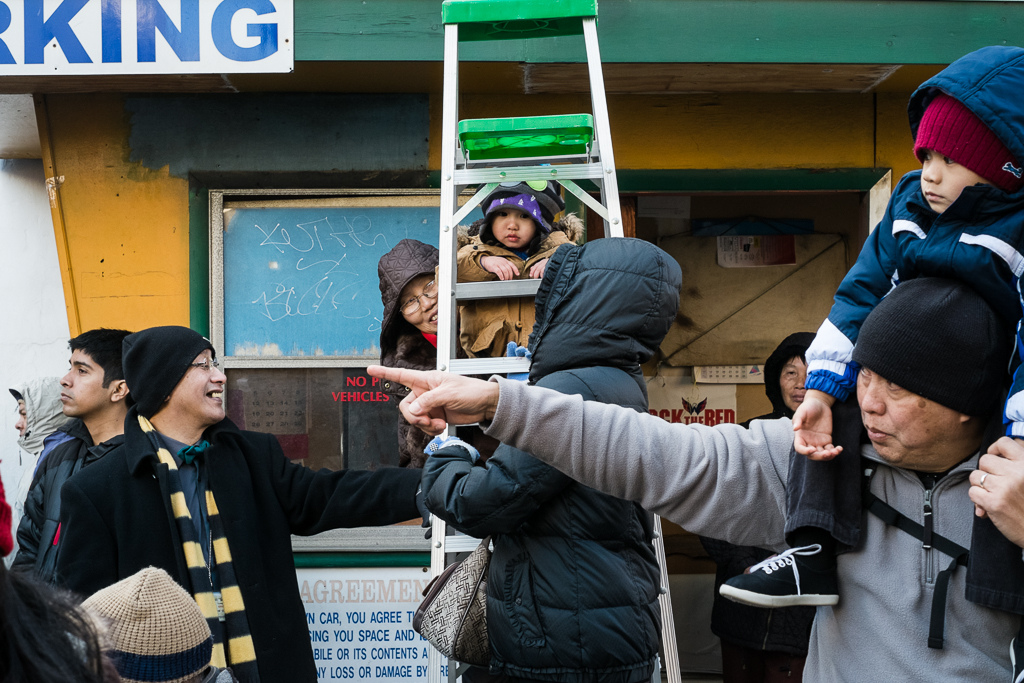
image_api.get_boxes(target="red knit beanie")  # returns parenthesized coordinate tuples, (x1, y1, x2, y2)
(915, 92, 1024, 193)
(0, 472, 13, 557)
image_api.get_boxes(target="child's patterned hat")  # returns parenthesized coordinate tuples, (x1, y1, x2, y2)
(485, 193, 549, 233)
(481, 180, 565, 233)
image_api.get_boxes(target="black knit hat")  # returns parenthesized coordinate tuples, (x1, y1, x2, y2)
(852, 278, 1010, 416)
(122, 326, 215, 418)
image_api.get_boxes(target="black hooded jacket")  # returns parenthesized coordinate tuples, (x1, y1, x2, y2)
(750, 331, 816, 422)
(423, 238, 681, 682)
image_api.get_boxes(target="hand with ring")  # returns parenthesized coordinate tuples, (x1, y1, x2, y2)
(968, 437, 1024, 548)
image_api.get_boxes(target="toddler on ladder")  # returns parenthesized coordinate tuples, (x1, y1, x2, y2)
(456, 180, 582, 358)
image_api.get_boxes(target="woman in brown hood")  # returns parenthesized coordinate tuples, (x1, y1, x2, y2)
(377, 239, 442, 467)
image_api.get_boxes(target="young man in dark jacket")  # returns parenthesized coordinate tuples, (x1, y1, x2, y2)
(56, 326, 423, 683)
(13, 328, 131, 583)
(421, 238, 681, 682)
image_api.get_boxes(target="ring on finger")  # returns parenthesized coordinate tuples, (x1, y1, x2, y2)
(980, 472, 989, 489)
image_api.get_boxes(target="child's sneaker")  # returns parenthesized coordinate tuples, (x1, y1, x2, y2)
(719, 544, 839, 608)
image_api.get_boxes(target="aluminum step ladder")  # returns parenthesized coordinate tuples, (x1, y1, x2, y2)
(431, 2, 681, 682)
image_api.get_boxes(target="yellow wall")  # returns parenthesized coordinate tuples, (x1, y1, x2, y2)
(38, 94, 191, 335)
(431, 92, 918, 172)
(42, 89, 919, 335)
(876, 91, 920, 179)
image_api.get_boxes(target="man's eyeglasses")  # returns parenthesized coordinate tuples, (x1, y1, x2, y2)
(190, 359, 220, 372)
(401, 279, 438, 316)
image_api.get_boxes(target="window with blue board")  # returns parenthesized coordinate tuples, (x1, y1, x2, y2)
(210, 190, 443, 472)
(219, 193, 440, 358)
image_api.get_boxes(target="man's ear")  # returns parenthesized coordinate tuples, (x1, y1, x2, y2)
(110, 380, 129, 403)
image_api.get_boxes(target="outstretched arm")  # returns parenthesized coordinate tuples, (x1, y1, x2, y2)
(367, 365, 792, 547)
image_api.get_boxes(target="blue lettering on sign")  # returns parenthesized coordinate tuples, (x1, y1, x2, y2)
(137, 0, 199, 62)
(0, 0, 282, 67)
(211, 0, 278, 62)
(0, 2, 14, 63)
(102, 0, 121, 63)
(25, 0, 92, 64)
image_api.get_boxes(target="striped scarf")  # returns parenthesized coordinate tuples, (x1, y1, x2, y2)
(138, 415, 260, 682)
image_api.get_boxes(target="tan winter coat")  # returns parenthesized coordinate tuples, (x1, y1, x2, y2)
(456, 215, 582, 358)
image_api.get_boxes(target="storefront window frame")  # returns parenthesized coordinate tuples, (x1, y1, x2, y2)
(209, 188, 439, 554)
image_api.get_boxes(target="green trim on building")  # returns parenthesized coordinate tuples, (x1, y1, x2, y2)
(294, 553, 431, 568)
(188, 183, 210, 337)
(296, 0, 1024, 64)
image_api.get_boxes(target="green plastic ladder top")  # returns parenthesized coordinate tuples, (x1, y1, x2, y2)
(442, 0, 596, 41)
(459, 114, 594, 160)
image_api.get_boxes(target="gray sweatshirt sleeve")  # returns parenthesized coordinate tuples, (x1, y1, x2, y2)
(484, 377, 795, 549)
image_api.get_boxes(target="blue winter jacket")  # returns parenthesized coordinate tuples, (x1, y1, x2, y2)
(805, 45, 1024, 432)
(422, 238, 682, 682)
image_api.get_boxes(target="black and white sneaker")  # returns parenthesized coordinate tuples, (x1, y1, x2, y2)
(719, 544, 839, 608)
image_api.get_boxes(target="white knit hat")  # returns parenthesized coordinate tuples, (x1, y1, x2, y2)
(83, 567, 214, 683)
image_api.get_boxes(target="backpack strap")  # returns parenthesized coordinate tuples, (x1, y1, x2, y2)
(862, 463, 968, 649)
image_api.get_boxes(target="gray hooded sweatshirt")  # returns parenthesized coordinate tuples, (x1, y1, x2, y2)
(483, 379, 1019, 682)
(8, 377, 71, 564)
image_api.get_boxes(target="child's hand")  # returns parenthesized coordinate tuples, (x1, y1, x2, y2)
(481, 255, 519, 281)
(529, 258, 549, 279)
(792, 390, 842, 460)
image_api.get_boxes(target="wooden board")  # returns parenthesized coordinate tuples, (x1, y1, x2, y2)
(660, 234, 846, 366)
(526, 62, 902, 94)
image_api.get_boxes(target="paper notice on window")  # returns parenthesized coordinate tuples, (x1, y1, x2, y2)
(716, 236, 797, 268)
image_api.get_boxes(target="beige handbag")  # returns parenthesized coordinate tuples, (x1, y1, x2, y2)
(413, 536, 491, 666)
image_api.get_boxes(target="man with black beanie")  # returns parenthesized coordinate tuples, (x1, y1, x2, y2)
(56, 326, 422, 683)
(367, 277, 1024, 681)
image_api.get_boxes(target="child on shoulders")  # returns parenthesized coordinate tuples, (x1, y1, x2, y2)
(721, 45, 1024, 610)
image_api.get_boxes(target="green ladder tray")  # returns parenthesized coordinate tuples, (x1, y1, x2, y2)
(442, 0, 596, 41)
(458, 114, 594, 161)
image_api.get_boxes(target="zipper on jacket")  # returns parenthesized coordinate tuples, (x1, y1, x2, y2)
(922, 484, 934, 551)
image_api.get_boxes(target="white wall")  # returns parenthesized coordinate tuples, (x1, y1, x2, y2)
(0, 158, 71, 512)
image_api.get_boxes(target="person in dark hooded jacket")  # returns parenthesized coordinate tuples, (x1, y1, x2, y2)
(421, 238, 681, 682)
(699, 332, 815, 682)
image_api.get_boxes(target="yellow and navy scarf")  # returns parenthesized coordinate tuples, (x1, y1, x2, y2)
(138, 415, 259, 682)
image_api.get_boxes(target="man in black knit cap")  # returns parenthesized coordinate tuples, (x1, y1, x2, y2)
(57, 326, 422, 683)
